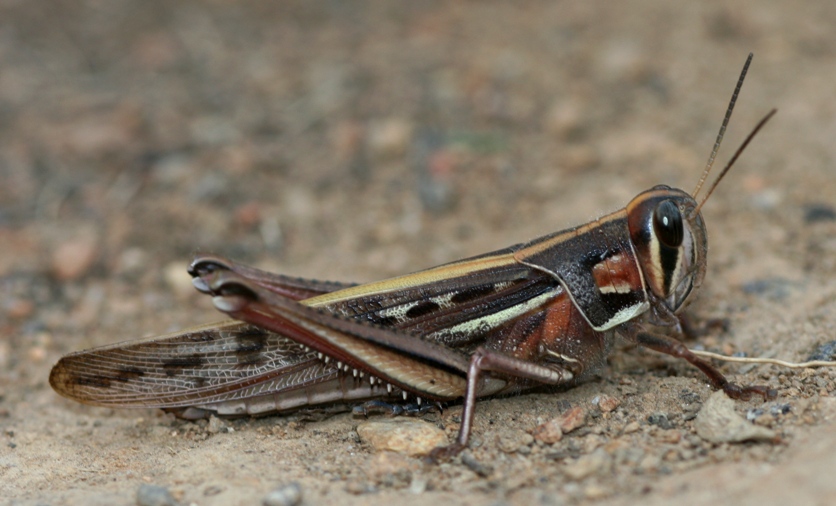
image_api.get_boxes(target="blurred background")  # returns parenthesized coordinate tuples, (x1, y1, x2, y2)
(2, 1, 835, 504)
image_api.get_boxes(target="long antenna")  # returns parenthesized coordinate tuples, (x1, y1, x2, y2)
(691, 108, 776, 217)
(692, 53, 753, 199)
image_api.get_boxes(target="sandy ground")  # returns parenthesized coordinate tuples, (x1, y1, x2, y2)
(2, 1, 836, 505)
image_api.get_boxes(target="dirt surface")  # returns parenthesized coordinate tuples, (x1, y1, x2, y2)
(2, 2, 836, 505)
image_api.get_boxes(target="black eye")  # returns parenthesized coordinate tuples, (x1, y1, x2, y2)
(653, 200, 683, 248)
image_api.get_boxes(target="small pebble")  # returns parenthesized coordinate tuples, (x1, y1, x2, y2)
(532, 418, 563, 444)
(583, 483, 612, 500)
(203, 485, 223, 496)
(647, 413, 673, 430)
(622, 421, 641, 434)
(116, 247, 147, 276)
(803, 203, 836, 223)
(637, 453, 662, 474)
(207, 415, 229, 434)
(460, 450, 493, 477)
(0, 342, 9, 369)
(262, 482, 302, 506)
(658, 430, 682, 444)
(357, 418, 447, 456)
(408, 477, 428, 494)
(345, 480, 375, 495)
(807, 340, 836, 362)
(596, 395, 621, 413)
(136, 484, 177, 506)
(498, 429, 535, 453)
(52, 234, 99, 281)
(27, 346, 47, 363)
(366, 450, 417, 480)
(619, 384, 639, 395)
(5, 298, 34, 319)
(368, 117, 412, 159)
(557, 406, 587, 434)
(533, 406, 587, 444)
(545, 100, 584, 139)
(563, 448, 611, 480)
(694, 391, 776, 443)
(234, 201, 262, 228)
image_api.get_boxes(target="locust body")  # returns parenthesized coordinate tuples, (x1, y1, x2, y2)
(50, 55, 776, 456)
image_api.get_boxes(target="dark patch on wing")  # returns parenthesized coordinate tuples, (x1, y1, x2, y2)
(190, 376, 208, 388)
(235, 353, 268, 368)
(406, 300, 441, 319)
(450, 284, 495, 304)
(233, 329, 271, 367)
(114, 367, 145, 382)
(188, 330, 218, 342)
(235, 329, 269, 354)
(71, 374, 112, 389)
(369, 315, 398, 327)
(162, 354, 206, 376)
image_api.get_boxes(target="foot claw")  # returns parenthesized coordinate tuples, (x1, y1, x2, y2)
(353, 400, 441, 417)
(353, 400, 404, 417)
(425, 442, 466, 464)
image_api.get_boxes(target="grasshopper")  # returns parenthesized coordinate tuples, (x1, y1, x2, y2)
(50, 54, 776, 457)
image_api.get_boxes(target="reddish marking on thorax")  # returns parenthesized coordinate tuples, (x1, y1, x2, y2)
(509, 292, 579, 360)
(592, 252, 642, 295)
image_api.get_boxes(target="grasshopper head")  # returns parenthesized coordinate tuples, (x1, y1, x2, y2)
(620, 55, 774, 315)
(626, 185, 707, 313)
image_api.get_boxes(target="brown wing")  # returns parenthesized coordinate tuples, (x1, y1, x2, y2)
(49, 321, 341, 410)
(51, 252, 563, 413)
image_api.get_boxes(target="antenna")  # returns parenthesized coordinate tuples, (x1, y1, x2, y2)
(692, 53, 753, 199)
(691, 109, 776, 217)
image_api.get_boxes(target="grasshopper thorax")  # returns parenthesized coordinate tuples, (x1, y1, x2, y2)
(626, 185, 707, 314)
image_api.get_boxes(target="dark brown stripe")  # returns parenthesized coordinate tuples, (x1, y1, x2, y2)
(406, 300, 441, 319)
(659, 245, 679, 295)
(370, 315, 398, 327)
(450, 284, 495, 304)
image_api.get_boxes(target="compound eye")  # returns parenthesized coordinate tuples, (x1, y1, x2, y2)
(653, 200, 684, 248)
